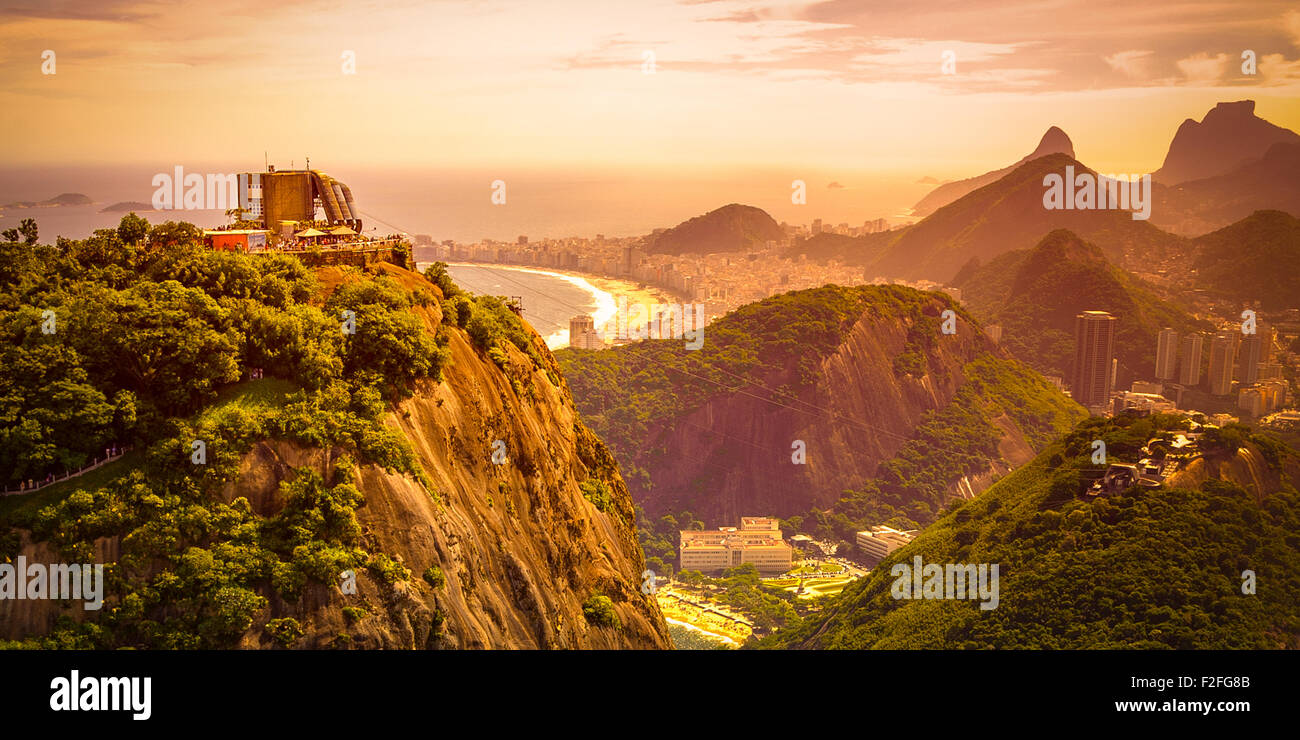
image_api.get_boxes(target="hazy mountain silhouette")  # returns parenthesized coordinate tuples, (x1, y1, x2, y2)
(910, 127, 1075, 218)
(1152, 141, 1300, 235)
(1153, 100, 1300, 185)
(873, 153, 1184, 283)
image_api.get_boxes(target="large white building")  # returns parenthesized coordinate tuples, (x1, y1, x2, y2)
(855, 526, 918, 563)
(679, 517, 793, 574)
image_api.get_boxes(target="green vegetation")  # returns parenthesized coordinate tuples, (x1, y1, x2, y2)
(667, 623, 733, 650)
(0, 216, 446, 648)
(1193, 210, 1300, 311)
(581, 594, 621, 629)
(760, 414, 1300, 649)
(422, 565, 445, 589)
(954, 229, 1210, 381)
(557, 284, 976, 495)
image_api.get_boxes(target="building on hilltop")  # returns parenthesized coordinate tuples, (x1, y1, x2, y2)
(237, 167, 362, 232)
(679, 517, 793, 574)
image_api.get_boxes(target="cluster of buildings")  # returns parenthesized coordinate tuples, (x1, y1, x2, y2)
(414, 218, 896, 329)
(678, 517, 794, 574)
(1067, 309, 1295, 420)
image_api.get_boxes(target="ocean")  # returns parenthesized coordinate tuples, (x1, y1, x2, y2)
(436, 263, 615, 349)
(0, 164, 928, 244)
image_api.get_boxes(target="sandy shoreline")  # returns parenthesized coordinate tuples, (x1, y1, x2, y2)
(434, 261, 681, 348)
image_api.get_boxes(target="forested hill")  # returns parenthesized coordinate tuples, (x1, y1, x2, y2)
(761, 414, 1300, 649)
(0, 217, 669, 649)
(557, 284, 1084, 528)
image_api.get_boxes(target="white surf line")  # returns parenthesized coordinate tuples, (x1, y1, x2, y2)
(664, 617, 740, 647)
(437, 262, 618, 349)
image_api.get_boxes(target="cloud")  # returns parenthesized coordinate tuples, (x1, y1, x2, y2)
(1285, 10, 1300, 47)
(1103, 50, 1155, 79)
(1176, 52, 1229, 84)
(826, 181, 844, 189)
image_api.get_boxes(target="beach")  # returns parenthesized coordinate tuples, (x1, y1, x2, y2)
(434, 262, 679, 349)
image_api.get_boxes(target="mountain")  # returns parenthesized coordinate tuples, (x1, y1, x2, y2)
(1, 193, 91, 209)
(645, 203, 784, 255)
(1191, 210, 1300, 311)
(1153, 100, 1300, 186)
(762, 414, 1300, 649)
(873, 153, 1186, 283)
(1151, 142, 1300, 236)
(0, 235, 668, 649)
(556, 285, 1084, 529)
(953, 229, 1210, 386)
(910, 127, 1075, 218)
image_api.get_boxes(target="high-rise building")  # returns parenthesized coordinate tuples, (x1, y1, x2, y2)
(1179, 333, 1204, 386)
(568, 314, 603, 350)
(1237, 322, 1270, 385)
(1155, 327, 1179, 380)
(1209, 333, 1236, 396)
(1072, 311, 1117, 409)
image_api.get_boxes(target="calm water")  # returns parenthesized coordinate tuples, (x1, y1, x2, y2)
(0, 164, 926, 243)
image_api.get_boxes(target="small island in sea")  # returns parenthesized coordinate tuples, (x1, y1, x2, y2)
(0, 192, 91, 209)
(100, 200, 156, 213)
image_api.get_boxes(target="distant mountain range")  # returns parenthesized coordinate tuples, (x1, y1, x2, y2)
(1153, 100, 1300, 185)
(873, 153, 1185, 283)
(910, 126, 1075, 218)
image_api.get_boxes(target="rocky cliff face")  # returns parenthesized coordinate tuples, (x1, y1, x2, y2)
(632, 295, 1046, 522)
(1, 262, 670, 649)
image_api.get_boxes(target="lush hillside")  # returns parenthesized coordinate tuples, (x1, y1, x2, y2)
(0, 221, 669, 649)
(953, 229, 1211, 384)
(871, 153, 1187, 283)
(1191, 210, 1300, 311)
(762, 413, 1300, 649)
(644, 203, 784, 255)
(556, 285, 1084, 528)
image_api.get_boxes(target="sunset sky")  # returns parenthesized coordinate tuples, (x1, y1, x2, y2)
(3, 0, 1300, 180)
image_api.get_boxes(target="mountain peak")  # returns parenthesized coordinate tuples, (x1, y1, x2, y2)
(1029, 126, 1074, 159)
(909, 126, 1077, 218)
(1154, 99, 1299, 185)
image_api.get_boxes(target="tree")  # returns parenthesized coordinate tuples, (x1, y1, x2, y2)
(1, 229, 17, 243)
(117, 212, 150, 245)
(148, 220, 204, 249)
(18, 218, 38, 246)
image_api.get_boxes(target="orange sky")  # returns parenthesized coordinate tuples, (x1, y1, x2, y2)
(2, 0, 1299, 180)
